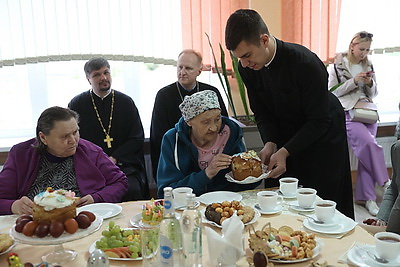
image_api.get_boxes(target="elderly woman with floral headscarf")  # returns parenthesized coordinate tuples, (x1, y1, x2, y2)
(157, 90, 260, 197)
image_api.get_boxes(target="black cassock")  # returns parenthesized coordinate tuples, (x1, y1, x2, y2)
(239, 38, 354, 219)
(69, 90, 149, 201)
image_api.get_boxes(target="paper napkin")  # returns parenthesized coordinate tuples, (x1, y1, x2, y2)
(205, 214, 245, 266)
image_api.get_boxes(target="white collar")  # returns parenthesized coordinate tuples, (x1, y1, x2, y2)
(264, 36, 277, 68)
(91, 89, 111, 100)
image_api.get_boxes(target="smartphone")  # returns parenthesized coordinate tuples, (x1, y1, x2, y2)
(366, 71, 374, 77)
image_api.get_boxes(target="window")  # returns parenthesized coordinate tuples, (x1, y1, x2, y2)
(0, 0, 182, 146)
(336, 0, 400, 123)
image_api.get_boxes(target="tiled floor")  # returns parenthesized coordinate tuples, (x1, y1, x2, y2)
(354, 183, 385, 223)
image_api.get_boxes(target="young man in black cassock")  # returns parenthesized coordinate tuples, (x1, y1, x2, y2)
(68, 57, 149, 201)
(225, 9, 354, 219)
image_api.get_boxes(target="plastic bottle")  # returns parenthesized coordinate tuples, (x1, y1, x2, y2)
(159, 187, 184, 266)
(181, 193, 202, 267)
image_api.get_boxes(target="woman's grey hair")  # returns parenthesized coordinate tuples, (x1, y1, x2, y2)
(34, 106, 79, 153)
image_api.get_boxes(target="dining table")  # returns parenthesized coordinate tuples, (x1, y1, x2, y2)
(0, 188, 375, 267)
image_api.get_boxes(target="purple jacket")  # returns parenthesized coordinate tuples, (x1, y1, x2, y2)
(0, 138, 128, 215)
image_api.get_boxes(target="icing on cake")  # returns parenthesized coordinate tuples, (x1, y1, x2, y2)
(34, 187, 77, 211)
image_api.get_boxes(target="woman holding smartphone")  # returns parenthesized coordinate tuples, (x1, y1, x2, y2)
(328, 31, 390, 216)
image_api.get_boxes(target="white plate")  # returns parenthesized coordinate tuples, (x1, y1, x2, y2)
(303, 214, 357, 234)
(10, 216, 103, 245)
(202, 208, 261, 228)
(225, 165, 271, 184)
(289, 201, 315, 212)
(78, 203, 122, 219)
(269, 239, 323, 264)
(254, 203, 282, 215)
(89, 239, 141, 261)
(347, 244, 400, 267)
(198, 191, 242, 205)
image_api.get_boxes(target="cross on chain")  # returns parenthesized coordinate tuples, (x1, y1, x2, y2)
(104, 135, 113, 148)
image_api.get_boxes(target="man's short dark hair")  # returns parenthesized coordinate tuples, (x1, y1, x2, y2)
(225, 9, 269, 51)
(84, 57, 110, 78)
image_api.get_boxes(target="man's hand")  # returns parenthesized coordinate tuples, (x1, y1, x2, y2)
(205, 154, 232, 179)
(11, 196, 34, 215)
(259, 142, 277, 166)
(76, 195, 94, 207)
(267, 147, 289, 178)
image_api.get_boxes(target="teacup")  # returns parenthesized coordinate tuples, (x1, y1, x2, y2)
(172, 187, 193, 208)
(374, 232, 400, 261)
(296, 188, 317, 208)
(314, 200, 336, 223)
(279, 177, 298, 197)
(257, 191, 283, 212)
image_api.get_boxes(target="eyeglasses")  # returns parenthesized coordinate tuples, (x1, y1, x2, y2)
(359, 32, 373, 39)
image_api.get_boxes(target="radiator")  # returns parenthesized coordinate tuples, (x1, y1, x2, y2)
(349, 136, 396, 170)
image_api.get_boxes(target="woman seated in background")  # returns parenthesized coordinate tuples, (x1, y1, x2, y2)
(157, 90, 260, 197)
(328, 31, 390, 216)
(0, 106, 128, 215)
(364, 140, 399, 234)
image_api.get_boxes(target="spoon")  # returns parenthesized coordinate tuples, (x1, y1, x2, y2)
(298, 213, 324, 224)
(359, 246, 389, 264)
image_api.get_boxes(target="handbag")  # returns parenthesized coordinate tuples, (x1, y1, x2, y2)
(348, 101, 379, 124)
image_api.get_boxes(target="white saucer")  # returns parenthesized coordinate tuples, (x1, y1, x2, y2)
(175, 201, 200, 211)
(306, 215, 338, 228)
(277, 190, 297, 199)
(289, 201, 315, 212)
(254, 203, 282, 215)
(303, 213, 357, 234)
(348, 244, 400, 267)
(77, 203, 122, 219)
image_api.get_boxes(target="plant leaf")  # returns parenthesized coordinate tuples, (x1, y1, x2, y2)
(329, 82, 344, 92)
(230, 52, 254, 122)
(205, 33, 236, 117)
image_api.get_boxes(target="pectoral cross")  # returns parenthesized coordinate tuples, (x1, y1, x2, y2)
(104, 135, 113, 148)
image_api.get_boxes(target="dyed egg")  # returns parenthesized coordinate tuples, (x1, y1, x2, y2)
(16, 214, 32, 224)
(49, 221, 65, 238)
(64, 218, 78, 234)
(15, 218, 31, 233)
(75, 214, 91, 229)
(35, 223, 50, 238)
(79, 211, 96, 222)
(22, 221, 38, 236)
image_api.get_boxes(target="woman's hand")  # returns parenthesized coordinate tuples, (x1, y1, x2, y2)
(11, 196, 34, 215)
(76, 195, 94, 207)
(354, 72, 373, 87)
(205, 154, 232, 179)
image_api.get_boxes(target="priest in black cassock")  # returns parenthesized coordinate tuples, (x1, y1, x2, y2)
(225, 9, 355, 219)
(68, 57, 149, 201)
(150, 49, 228, 181)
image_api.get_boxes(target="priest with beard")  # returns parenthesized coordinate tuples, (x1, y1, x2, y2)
(68, 57, 149, 201)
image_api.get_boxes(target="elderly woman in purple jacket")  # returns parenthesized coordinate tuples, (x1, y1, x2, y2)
(0, 106, 128, 215)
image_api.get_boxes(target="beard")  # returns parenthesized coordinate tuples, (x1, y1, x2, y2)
(99, 84, 111, 92)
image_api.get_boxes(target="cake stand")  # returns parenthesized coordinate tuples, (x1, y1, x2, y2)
(10, 216, 103, 264)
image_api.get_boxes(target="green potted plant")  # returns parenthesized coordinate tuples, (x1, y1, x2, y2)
(205, 33, 255, 124)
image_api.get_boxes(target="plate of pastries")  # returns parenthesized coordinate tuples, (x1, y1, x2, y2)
(226, 150, 271, 184)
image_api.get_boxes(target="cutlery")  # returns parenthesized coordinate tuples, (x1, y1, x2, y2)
(357, 245, 389, 264)
(290, 204, 314, 211)
(298, 213, 324, 224)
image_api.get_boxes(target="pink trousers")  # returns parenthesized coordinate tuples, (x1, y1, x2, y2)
(345, 111, 389, 201)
